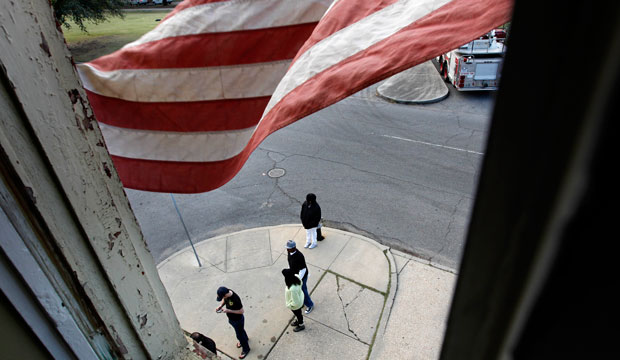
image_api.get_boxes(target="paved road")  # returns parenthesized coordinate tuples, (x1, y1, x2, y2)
(127, 80, 496, 270)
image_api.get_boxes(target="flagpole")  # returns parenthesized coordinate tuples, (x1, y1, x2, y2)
(170, 194, 202, 267)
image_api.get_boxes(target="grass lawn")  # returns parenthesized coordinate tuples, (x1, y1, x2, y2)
(63, 10, 171, 62)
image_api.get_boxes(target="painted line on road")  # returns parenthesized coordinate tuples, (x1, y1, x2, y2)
(381, 135, 484, 155)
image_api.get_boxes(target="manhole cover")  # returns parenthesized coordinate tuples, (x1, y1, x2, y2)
(267, 168, 286, 178)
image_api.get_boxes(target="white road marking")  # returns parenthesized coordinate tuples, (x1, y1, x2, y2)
(381, 135, 484, 155)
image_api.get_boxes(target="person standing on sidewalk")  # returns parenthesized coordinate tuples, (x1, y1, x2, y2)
(282, 268, 306, 332)
(286, 240, 315, 314)
(215, 287, 250, 359)
(300, 193, 322, 249)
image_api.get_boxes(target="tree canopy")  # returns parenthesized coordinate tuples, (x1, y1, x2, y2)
(52, 0, 125, 32)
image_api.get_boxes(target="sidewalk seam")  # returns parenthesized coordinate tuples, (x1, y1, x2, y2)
(224, 235, 228, 273)
(325, 235, 352, 270)
(305, 317, 371, 346)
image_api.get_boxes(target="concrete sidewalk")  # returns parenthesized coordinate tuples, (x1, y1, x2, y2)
(157, 225, 456, 359)
(376, 61, 449, 104)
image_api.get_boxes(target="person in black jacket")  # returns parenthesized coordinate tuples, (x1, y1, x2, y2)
(286, 240, 315, 314)
(300, 193, 321, 249)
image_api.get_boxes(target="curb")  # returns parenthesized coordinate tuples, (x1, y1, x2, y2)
(376, 87, 449, 105)
(375, 61, 450, 105)
(367, 248, 399, 360)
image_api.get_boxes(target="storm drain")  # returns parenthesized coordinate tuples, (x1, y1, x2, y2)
(267, 168, 286, 178)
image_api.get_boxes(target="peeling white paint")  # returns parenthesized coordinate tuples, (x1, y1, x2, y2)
(1, 0, 196, 358)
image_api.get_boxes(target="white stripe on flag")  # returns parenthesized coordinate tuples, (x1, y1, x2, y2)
(263, 0, 451, 115)
(124, 0, 332, 48)
(100, 123, 254, 162)
(77, 61, 291, 102)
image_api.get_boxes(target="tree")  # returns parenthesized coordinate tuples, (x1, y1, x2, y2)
(52, 0, 125, 32)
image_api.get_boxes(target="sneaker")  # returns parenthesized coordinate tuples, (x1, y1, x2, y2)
(290, 320, 299, 327)
(304, 306, 313, 314)
(239, 349, 250, 359)
(309, 243, 317, 249)
(304, 243, 310, 248)
(293, 324, 306, 332)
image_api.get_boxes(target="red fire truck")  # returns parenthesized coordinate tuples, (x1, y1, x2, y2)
(437, 29, 507, 91)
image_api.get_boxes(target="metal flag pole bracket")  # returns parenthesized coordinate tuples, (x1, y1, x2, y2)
(170, 194, 202, 267)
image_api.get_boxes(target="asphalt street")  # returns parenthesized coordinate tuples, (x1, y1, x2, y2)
(126, 80, 496, 270)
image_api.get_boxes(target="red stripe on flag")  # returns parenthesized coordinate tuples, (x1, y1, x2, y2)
(110, 155, 240, 193)
(88, 23, 317, 71)
(86, 91, 268, 132)
(293, 0, 400, 62)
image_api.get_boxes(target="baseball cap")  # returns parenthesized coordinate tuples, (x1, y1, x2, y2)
(216, 286, 229, 301)
(285, 240, 296, 249)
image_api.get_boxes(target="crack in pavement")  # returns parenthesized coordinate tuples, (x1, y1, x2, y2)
(265, 149, 290, 163)
(432, 195, 467, 262)
(345, 287, 365, 310)
(273, 178, 301, 208)
(464, 129, 483, 170)
(256, 147, 304, 208)
(335, 275, 362, 342)
(444, 131, 461, 148)
(397, 257, 412, 276)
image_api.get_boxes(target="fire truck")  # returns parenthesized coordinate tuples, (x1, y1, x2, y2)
(437, 29, 506, 91)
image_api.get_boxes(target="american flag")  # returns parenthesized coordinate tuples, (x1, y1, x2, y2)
(78, 0, 513, 193)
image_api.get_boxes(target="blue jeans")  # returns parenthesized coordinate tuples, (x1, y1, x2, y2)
(228, 316, 249, 352)
(302, 276, 314, 308)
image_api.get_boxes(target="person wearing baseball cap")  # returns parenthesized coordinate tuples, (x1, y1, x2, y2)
(286, 240, 314, 314)
(215, 286, 250, 358)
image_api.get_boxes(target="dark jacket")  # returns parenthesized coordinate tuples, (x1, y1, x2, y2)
(300, 194, 321, 229)
(192, 333, 217, 354)
(288, 250, 308, 281)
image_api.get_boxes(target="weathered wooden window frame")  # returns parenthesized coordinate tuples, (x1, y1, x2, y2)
(0, 0, 191, 358)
